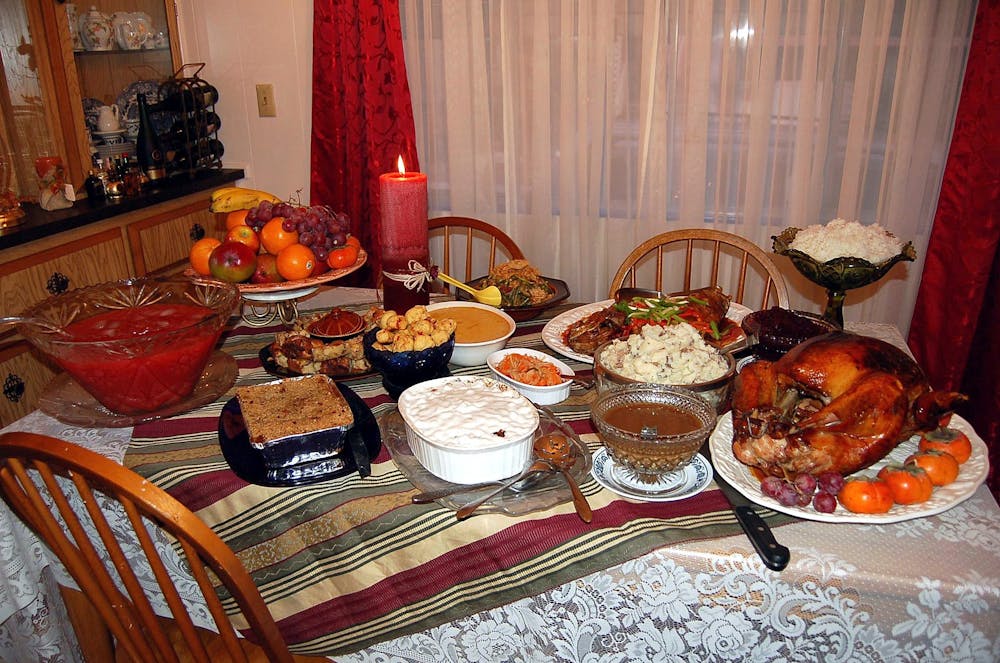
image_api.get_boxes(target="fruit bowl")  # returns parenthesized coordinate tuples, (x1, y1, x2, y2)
(14, 276, 239, 415)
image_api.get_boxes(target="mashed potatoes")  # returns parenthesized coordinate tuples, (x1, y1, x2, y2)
(789, 219, 904, 264)
(599, 323, 729, 384)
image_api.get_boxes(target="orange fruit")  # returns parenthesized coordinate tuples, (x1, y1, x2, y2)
(189, 237, 222, 276)
(225, 209, 250, 230)
(226, 224, 260, 253)
(276, 244, 316, 280)
(259, 217, 298, 254)
(345, 234, 362, 249)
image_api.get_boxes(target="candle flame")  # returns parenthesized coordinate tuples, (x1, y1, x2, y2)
(397, 155, 406, 175)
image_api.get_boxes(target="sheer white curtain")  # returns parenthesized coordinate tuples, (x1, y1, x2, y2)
(400, 0, 975, 333)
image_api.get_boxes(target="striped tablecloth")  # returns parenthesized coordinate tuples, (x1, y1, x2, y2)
(124, 300, 793, 656)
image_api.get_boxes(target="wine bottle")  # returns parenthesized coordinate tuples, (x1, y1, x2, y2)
(167, 138, 225, 171)
(135, 93, 167, 180)
(161, 112, 221, 147)
(150, 83, 219, 113)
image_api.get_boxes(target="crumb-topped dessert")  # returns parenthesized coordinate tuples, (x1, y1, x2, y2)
(236, 375, 354, 447)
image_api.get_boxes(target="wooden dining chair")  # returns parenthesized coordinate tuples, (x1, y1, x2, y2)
(428, 216, 525, 292)
(609, 228, 790, 309)
(0, 431, 328, 663)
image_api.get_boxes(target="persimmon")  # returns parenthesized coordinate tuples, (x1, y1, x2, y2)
(906, 450, 960, 487)
(919, 427, 972, 464)
(345, 234, 362, 249)
(327, 244, 360, 269)
(877, 464, 933, 505)
(837, 478, 893, 514)
(188, 237, 221, 276)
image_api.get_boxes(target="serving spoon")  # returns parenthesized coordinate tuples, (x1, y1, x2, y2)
(535, 433, 592, 523)
(436, 272, 503, 307)
(455, 458, 552, 520)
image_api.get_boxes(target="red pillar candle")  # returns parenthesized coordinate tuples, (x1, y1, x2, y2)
(379, 157, 430, 313)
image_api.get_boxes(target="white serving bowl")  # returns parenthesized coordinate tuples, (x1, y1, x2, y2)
(397, 375, 539, 484)
(487, 348, 573, 405)
(426, 301, 516, 367)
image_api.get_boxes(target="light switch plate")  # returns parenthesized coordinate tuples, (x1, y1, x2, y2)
(255, 84, 276, 117)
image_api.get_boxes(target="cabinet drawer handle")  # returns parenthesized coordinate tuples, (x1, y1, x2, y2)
(3, 373, 25, 403)
(190, 223, 205, 241)
(46, 272, 70, 295)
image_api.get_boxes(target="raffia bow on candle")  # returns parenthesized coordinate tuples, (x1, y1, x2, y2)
(382, 260, 438, 292)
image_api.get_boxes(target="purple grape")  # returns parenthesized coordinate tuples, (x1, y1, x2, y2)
(314, 247, 329, 261)
(299, 231, 315, 246)
(760, 476, 785, 499)
(257, 200, 273, 218)
(813, 491, 837, 513)
(796, 490, 813, 507)
(331, 231, 347, 246)
(282, 219, 297, 233)
(274, 202, 294, 218)
(817, 472, 846, 495)
(794, 474, 817, 497)
(776, 483, 800, 507)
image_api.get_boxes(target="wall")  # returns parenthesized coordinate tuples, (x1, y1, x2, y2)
(175, 0, 314, 202)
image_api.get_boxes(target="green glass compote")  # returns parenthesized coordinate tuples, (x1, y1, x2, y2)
(772, 227, 916, 327)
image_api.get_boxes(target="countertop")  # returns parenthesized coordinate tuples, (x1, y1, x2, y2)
(0, 168, 245, 251)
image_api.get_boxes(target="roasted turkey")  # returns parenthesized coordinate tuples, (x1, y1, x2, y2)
(731, 331, 966, 478)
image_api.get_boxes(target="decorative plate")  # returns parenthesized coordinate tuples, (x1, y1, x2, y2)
(591, 448, 713, 502)
(117, 80, 171, 139)
(458, 277, 571, 322)
(218, 382, 381, 487)
(709, 413, 989, 524)
(542, 300, 752, 364)
(185, 249, 367, 301)
(82, 98, 103, 132)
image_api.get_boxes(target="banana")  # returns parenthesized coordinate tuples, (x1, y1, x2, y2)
(209, 187, 282, 213)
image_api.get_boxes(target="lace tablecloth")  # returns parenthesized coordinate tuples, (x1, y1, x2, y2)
(1, 300, 998, 662)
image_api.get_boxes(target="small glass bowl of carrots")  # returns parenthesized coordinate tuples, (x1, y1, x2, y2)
(487, 348, 575, 405)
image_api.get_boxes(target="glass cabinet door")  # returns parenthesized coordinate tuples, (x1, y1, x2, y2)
(0, 0, 179, 200)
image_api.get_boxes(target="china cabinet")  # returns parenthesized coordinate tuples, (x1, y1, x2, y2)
(2, 0, 181, 195)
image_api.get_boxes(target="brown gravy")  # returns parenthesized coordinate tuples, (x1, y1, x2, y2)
(429, 307, 510, 344)
(603, 403, 701, 436)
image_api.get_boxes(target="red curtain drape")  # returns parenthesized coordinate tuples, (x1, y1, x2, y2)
(310, 0, 420, 287)
(908, 0, 1000, 499)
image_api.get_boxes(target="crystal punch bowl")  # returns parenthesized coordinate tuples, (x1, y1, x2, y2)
(14, 276, 239, 415)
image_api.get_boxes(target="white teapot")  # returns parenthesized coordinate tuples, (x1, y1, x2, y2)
(96, 104, 121, 132)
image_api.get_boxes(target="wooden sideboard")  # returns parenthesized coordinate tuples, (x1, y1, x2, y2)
(0, 188, 227, 426)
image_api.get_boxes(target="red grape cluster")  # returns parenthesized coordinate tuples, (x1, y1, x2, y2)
(760, 471, 845, 513)
(245, 201, 351, 262)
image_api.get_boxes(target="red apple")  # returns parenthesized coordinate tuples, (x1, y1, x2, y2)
(209, 241, 257, 283)
(250, 253, 285, 284)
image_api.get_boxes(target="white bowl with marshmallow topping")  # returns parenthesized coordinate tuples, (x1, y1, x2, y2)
(397, 375, 540, 484)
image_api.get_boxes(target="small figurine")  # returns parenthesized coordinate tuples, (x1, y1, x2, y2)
(35, 156, 74, 211)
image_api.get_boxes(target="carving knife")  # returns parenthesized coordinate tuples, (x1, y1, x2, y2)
(701, 440, 790, 571)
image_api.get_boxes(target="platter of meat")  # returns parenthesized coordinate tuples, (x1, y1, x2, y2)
(710, 413, 988, 523)
(542, 286, 751, 363)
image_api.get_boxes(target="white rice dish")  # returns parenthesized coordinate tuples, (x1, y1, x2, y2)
(789, 218, 904, 264)
(599, 323, 728, 384)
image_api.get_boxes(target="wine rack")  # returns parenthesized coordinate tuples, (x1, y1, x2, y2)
(155, 63, 223, 175)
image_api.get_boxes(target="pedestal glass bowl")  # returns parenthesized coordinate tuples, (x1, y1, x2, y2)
(772, 228, 916, 327)
(591, 384, 716, 484)
(14, 276, 239, 414)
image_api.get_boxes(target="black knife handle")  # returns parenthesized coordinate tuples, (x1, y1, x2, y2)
(733, 506, 790, 571)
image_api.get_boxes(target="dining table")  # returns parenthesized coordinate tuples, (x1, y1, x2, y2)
(1, 286, 998, 663)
